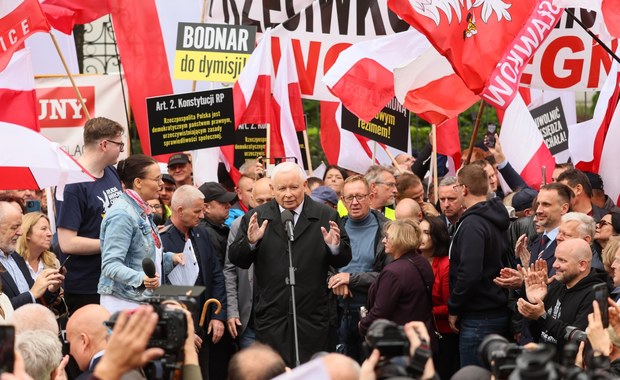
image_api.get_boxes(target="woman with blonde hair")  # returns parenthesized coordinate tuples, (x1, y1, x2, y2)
(16, 212, 60, 279)
(359, 219, 437, 350)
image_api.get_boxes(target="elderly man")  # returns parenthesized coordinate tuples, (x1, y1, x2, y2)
(160, 185, 227, 380)
(167, 153, 193, 187)
(365, 166, 397, 220)
(230, 162, 351, 366)
(517, 239, 611, 359)
(16, 330, 63, 380)
(328, 175, 388, 363)
(436, 177, 464, 236)
(0, 202, 63, 309)
(65, 305, 112, 379)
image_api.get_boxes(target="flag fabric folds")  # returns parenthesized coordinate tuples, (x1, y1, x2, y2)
(388, 0, 563, 109)
(0, 0, 50, 71)
(0, 49, 39, 131)
(40, 0, 109, 35)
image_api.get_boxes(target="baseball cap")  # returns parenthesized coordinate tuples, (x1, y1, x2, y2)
(584, 171, 604, 191)
(161, 174, 175, 185)
(512, 188, 538, 212)
(198, 182, 237, 203)
(168, 153, 190, 166)
(311, 186, 339, 206)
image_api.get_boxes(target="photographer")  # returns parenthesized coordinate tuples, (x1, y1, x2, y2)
(585, 299, 620, 376)
(360, 321, 437, 380)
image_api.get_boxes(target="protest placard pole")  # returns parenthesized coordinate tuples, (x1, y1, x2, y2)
(302, 130, 313, 176)
(372, 141, 377, 164)
(431, 124, 439, 202)
(384, 149, 403, 175)
(49, 32, 91, 120)
(565, 9, 620, 64)
(266, 123, 271, 166)
(465, 101, 485, 165)
(191, 0, 209, 93)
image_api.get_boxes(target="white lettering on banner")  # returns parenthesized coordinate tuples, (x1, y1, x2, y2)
(522, 8, 618, 91)
(38, 99, 86, 120)
(482, 1, 562, 108)
(0, 19, 30, 52)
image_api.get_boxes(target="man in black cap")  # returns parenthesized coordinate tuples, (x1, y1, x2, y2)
(168, 153, 193, 187)
(159, 173, 176, 220)
(199, 182, 237, 267)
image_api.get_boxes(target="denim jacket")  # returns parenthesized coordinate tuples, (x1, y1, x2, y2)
(98, 193, 174, 302)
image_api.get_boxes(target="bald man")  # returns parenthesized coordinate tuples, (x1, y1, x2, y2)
(11, 303, 58, 335)
(227, 343, 286, 380)
(517, 238, 611, 359)
(65, 304, 112, 379)
(322, 353, 360, 380)
(394, 198, 423, 222)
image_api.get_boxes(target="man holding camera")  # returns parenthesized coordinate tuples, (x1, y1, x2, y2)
(518, 238, 611, 358)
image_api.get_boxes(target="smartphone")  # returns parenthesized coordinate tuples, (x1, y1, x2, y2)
(485, 124, 497, 148)
(593, 283, 609, 328)
(25, 200, 41, 213)
(0, 325, 15, 373)
(60, 255, 71, 272)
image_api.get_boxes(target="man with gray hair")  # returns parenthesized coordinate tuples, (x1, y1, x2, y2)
(437, 176, 464, 236)
(557, 212, 603, 269)
(364, 165, 397, 220)
(160, 185, 226, 379)
(230, 162, 351, 366)
(16, 329, 63, 380)
(10, 303, 58, 335)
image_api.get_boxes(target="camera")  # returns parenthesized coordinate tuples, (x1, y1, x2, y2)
(479, 334, 526, 379)
(364, 319, 431, 380)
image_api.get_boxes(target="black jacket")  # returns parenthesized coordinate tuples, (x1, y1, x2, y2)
(448, 197, 510, 317)
(0, 252, 59, 309)
(160, 222, 227, 324)
(201, 217, 229, 267)
(530, 268, 612, 356)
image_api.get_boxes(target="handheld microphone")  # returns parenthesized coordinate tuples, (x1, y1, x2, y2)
(281, 210, 295, 242)
(142, 257, 157, 278)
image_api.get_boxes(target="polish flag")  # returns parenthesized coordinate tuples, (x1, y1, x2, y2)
(388, 0, 563, 109)
(40, 0, 109, 34)
(598, 90, 620, 204)
(602, 0, 620, 39)
(499, 94, 555, 189)
(322, 30, 431, 122)
(270, 38, 305, 168)
(394, 47, 479, 125)
(0, 0, 51, 72)
(320, 101, 395, 174)
(0, 49, 39, 131)
(436, 118, 461, 171)
(234, 29, 273, 127)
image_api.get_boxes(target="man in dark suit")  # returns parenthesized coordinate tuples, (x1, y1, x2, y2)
(229, 162, 352, 366)
(160, 185, 227, 379)
(0, 201, 63, 309)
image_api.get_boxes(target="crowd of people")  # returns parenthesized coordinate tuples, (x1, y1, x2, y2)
(2, 116, 620, 380)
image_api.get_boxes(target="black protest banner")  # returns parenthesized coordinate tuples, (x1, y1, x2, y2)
(147, 88, 235, 156)
(529, 97, 569, 155)
(233, 124, 308, 168)
(341, 98, 409, 151)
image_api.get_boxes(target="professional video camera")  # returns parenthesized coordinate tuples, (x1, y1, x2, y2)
(105, 285, 205, 379)
(364, 319, 431, 380)
(479, 334, 617, 380)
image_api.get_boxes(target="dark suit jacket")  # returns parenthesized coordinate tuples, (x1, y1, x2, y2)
(0, 252, 58, 309)
(160, 222, 227, 324)
(528, 235, 557, 276)
(229, 196, 351, 366)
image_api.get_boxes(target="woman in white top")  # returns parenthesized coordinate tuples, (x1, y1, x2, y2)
(16, 212, 60, 279)
(0, 283, 14, 323)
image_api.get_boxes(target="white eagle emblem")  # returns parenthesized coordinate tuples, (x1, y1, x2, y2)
(410, 0, 512, 37)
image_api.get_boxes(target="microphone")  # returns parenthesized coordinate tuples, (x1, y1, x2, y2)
(142, 257, 157, 278)
(281, 210, 295, 242)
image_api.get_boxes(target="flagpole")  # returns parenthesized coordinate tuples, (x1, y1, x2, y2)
(431, 124, 439, 202)
(384, 149, 403, 175)
(372, 141, 377, 164)
(565, 9, 620, 64)
(266, 123, 271, 168)
(465, 101, 485, 165)
(302, 130, 313, 176)
(192, 0, 209, 93)
(49, 32, 91, 120)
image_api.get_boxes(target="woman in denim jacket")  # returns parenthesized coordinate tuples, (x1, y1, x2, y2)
(98, 154, 184, 313)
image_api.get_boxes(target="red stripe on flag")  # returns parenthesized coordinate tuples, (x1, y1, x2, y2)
(108, 0, 172, 160)
(320, 101, 341, 165)
(234, 75, 272, 127)
(0, 167, 37, 190)
(519, 143, 555, 190)
(0, 88, 39, 129)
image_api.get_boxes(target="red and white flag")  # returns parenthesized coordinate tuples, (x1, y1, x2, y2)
(270, 38, 305, 168)
(322, 30, 431, 122)
(388, 0, 563, 109)
(0, 0, 50, 72)
(499, 94, 555, 189)
(234, 30, 274, 127)
(598, 91, 620, 205)
(0, 49, 38, 131)
(436, 118, 461, 172)
(394, 47, 479, 125)
(602, 0, 620, 39)
(40, 0, 109, 35)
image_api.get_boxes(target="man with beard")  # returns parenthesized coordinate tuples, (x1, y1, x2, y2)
(517, 238, 611, 359)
